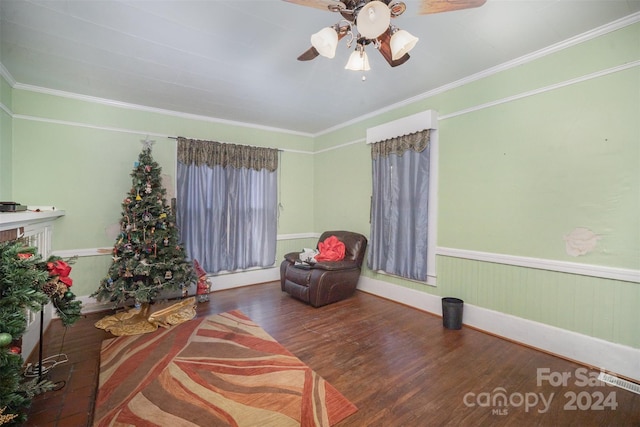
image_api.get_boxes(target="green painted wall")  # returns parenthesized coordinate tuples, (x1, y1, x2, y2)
(313, 141, 371, 236)
(313, 23, 640, 349)
(438, 68, 639, 268)
(0, 74, 12, 200)
(9, 93, 314, 297)
(316, 23, 639, 270)
(4, 22, 639, 351)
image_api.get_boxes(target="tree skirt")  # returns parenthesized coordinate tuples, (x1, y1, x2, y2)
(94, 297, 196, 336)
(94, 309, 357, 426)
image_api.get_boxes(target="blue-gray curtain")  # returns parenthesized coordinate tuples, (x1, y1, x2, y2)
(176, 137, 278, 273)
(367, 130, 431, 281)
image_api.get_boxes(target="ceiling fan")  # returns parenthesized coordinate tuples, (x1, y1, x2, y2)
(285, 0, 486, 71)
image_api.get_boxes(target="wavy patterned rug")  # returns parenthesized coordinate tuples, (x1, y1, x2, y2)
(94, 309, 357, 426)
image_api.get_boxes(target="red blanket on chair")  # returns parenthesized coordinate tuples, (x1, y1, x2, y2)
(315, 235, 346, 262)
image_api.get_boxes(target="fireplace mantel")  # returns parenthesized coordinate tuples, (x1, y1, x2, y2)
(0, 210, 66, 252)
(0, 210, 66, 232)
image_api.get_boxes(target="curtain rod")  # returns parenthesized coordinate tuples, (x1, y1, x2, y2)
(168, 136, 283, 152)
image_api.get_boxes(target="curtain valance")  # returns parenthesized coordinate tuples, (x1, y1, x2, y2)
(177, 137, 279, 172)
(370, 129, 430, 159)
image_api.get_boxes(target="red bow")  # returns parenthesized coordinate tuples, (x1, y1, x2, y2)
(47, 260, 73, 286)
(315, 236, 346, 262)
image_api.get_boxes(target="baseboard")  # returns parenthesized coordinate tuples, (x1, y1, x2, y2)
(208, 267, 280, 291)
(357, 276, 640, 383)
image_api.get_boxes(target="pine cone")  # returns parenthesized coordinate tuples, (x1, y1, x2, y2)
(42, 281, 58, 297)
(56, 283, 69, 297)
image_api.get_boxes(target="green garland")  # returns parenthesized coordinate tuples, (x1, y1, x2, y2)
(37, 255, 82, 327)
(0, 240, 82, 425)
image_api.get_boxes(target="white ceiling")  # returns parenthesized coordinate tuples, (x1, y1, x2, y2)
(1, 0, 639, 135)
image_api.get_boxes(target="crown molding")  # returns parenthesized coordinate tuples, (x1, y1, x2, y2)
(438, 60, 640, 121)
(314, 11, 640, 137)
(2, 12, 638, 141)
(9, 57, 635, 158)
(11, 82, 314, 138)
(0, 62, 16, 87)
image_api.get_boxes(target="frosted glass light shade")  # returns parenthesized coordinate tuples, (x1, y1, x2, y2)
(310, 27, 339, 58)
(356, 1, 391, 39)
(345, 49, 370, 71)
(390, 29, 419, 60)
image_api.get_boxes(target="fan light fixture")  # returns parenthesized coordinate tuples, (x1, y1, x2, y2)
(390, 27, 419, 60)
(345, 44, 371, 71)
(301, 0, 418, 74)
(356, 1, 391, 39)
(290, 0, 487, 72)
(311, 25, 339, 58)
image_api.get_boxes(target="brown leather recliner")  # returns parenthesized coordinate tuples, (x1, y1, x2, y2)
(280, 231, 368, 307)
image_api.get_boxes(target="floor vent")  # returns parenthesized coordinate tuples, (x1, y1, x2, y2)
(598, 372, 640, 395)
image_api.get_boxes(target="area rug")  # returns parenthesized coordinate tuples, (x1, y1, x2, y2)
(94, 309, 357, 426)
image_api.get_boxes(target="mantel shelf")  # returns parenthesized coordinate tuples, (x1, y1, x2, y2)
(0, 210, 66, 231)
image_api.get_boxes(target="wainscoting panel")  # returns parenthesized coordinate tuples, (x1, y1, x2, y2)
(276, 236, 318, 260)
(436, 255, 640, 349)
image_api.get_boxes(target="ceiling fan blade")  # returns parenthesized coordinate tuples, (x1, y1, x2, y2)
(419, 0, 486, 15)
(297, 46, 320, 61)
(283, 0, 346, 12)
(377, 31, 410, 67)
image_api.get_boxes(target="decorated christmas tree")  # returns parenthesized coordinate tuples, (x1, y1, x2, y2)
(92, 141, 195, 309)
(0, 240, 80, 426)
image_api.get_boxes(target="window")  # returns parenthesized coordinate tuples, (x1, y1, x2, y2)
(366, 111, 438, 283)
(175, 138, 278, 273)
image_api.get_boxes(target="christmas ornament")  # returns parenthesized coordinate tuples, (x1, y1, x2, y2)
(194, 259, 211, 303)
(9, 346, 21, 354)
(91, 144, 196, 315)
(64, 291, 75, 300)
(0, 332, 12, 347)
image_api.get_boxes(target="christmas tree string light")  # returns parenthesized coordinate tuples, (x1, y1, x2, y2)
(91, 141, 196, 310)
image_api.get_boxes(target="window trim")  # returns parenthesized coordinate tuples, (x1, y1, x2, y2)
(367, 110, 439, 285)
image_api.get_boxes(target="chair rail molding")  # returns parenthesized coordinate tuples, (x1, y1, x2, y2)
(437, 246, 640, 283)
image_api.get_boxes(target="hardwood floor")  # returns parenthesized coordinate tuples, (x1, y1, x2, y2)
(25, 281, 640, 426)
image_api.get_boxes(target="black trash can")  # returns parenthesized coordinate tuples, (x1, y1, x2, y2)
(442, 297, 464, 330)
